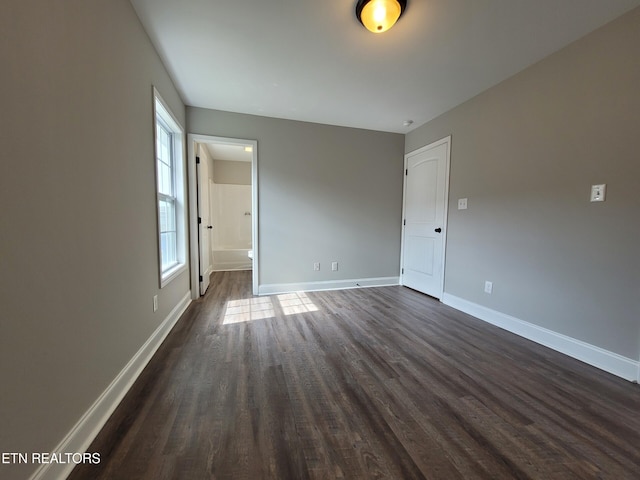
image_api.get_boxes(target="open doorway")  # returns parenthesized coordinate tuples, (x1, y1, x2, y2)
(187, 134, 258, 297)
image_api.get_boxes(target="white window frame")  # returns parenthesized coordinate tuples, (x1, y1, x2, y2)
(153, 88, 187, 287)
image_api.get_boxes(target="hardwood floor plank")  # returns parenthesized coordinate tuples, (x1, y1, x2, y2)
(68, 271, 640, 480)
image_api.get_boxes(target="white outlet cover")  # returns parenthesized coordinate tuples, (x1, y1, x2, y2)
(458, 198, 468, 210)
(484, 281, 493, 294)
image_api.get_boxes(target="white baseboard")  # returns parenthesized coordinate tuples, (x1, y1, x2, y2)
(213, 264, 252, 271)
(258, 276, 399, 296)
(442, 293, 639, 383)
(30, 292, 192, 480)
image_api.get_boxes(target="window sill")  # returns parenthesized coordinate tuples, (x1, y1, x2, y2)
(160, 263, 187, 288)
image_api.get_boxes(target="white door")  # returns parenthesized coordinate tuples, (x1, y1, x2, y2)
(401, 137, 450, 298)
(197, 147, 213, 295)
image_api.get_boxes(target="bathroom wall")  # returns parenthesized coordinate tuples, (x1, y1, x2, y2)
(209, 158, 253, 271)
(211, 182, 253, 250)
(213, 159, 251, 185)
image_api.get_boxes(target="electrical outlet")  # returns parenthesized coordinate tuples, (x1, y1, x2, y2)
(313, 262, 320, 271)
(484, 281, 493, 294)
(458, 198, 468, 210)
(153, 295, 158, 312)
(332, 261, 338, 271)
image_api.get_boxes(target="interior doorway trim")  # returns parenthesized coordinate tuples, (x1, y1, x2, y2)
(187, 134, 259, 298)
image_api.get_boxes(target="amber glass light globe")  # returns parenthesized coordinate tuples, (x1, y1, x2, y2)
(358, 0, 404, 33)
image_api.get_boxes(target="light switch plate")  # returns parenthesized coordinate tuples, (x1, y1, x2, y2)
(458, 198, 468, 210)
(590, 184, 606, 202)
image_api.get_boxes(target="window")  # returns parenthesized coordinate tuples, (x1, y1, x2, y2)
(154, 89, 186, 287)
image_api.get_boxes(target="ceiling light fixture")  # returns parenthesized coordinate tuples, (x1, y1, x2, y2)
(356, 0, 406, 34)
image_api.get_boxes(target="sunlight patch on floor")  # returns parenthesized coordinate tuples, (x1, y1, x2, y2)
(222, 292, 319, 324)
(277, 292, 319, 316)
(223, 297, 275, 325)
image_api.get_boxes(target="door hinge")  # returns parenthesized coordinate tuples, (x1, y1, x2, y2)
(198, 217, 202, 224)
(403, 219, 406, 226)
(196, 156, 200, 164)
(199, 275, 203, 282)
(401, 268, 404, 274)
(405, 169, 408, 176)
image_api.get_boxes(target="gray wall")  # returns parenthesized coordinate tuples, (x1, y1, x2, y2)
(188, 108, 405, 286)
(213, 160, 252, 185)
(0, 1, 188, 478)
(406, 8, 640, 361)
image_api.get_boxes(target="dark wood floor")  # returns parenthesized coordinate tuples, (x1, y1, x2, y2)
(69, 271, 640, 479)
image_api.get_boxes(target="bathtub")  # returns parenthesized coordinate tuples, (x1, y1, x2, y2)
(212, 248, 253, 271)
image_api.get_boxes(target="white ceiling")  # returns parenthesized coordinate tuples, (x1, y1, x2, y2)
(130, 0, 640, 133)
(204, 143, 253, 162)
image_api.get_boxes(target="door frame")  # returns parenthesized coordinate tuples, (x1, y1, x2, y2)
(187, 134, 259, 298)
(399, 135, 451, 299)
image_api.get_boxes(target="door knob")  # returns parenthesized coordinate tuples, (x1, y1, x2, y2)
(435, 227, 442, 233)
